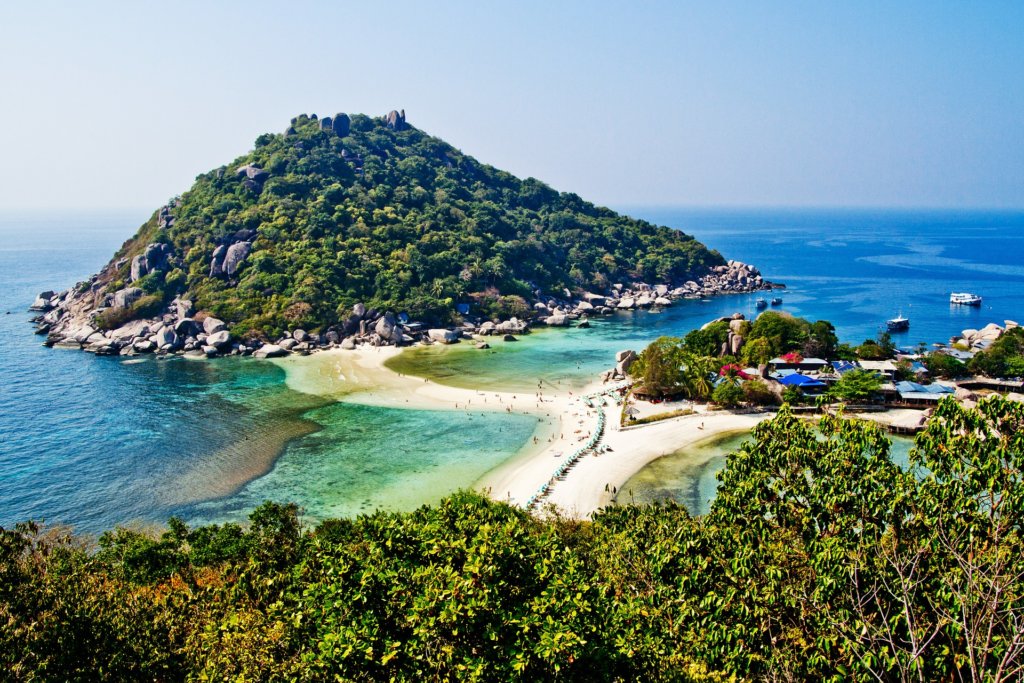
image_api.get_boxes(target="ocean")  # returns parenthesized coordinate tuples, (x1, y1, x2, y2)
(1, 208, 1021, 531)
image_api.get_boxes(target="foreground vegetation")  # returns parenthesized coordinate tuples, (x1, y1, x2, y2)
(2, 396, 1021, 681)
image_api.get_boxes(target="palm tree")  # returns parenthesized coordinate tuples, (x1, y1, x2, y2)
(680, 353, 716, 400)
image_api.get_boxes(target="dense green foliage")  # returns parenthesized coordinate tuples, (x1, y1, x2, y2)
(3, 398, 1022, 681)
(711, 379, 744, 407)
(827, 367, 884, 402)
(925, 350, 971, 379)
(631, 336, 716, 399)
(968, 327, 1024, 378)
(856, 331, 897, 360)
(107, 113, 723, 337)
(745, 311, 838, 359)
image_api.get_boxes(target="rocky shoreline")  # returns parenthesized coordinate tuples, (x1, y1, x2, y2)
(29, 259, 780, 360)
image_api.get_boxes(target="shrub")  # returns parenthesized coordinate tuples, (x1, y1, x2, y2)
(742, 378, 777, 405)
(712, 380, 744, 408)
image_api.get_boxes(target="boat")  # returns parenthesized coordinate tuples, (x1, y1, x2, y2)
(770, 297, 783, 306)
(755, 298, 767, 309)
(950, 292, 982, 306)
(886, 314, 910, 332)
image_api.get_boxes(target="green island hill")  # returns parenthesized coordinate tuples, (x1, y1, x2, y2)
(29, 110, 776, 359)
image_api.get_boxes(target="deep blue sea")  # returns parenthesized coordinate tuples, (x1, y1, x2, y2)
(2, 208, 1022, 532)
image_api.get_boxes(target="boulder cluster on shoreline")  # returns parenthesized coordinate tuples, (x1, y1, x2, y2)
(28, 260, 778, 360)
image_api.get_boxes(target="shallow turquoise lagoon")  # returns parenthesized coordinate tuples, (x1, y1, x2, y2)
(617, 431, 915, 517)
(190, 402, 537, 525)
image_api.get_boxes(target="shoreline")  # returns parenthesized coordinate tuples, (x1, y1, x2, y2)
(277, 345, 777, 519)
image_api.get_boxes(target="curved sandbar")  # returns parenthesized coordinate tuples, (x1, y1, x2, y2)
(276, 345, 776, 520)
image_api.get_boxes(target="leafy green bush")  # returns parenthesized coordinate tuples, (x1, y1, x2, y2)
(827, 367, 884, 402)
(741, 378, 777, 405)
(712, 379, 744, 407)
(968, 327, 1024, 378)
(925, 351, 970, 378)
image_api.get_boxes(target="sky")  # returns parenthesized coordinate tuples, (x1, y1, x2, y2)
(0, 1, 1022, 211)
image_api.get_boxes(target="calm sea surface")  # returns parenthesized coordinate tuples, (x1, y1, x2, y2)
(1, 208, 1021, 531)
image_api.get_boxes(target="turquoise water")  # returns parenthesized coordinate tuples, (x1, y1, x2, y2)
(190, 403, 536, 524)
(394, 208, 1024, 391)
(1, 208, 1021, 531)
(618, 431, 915, 516)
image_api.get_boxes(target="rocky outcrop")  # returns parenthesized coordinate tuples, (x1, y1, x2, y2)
(615, 349, 637, 376)
(385, 109, 407, 131)
(206, 330, 232, 349)
(955, 322, 1009, 349)
(545, 314, 570, 327)
(333, 113, 350, 137)
(129, 243, 172, 282)
(374, 313, 404, 344)
(428, 328, 460, 344)
(110, 319, 151, 342)
(222, 242, 252, 277)
(30, 291, 56, 311)
(235, 164, 268, 193)
(210, 241, 252, 278)
(253, 344, 288, 359)
(236, 164, 269, 182)
(111, 287, 143, 309)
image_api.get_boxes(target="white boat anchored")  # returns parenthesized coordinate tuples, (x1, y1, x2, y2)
(886, 313, 910, 332)
(950, 292, 982, 306)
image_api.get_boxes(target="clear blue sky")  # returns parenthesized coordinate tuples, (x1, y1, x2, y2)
(1, 1, 1022, 210)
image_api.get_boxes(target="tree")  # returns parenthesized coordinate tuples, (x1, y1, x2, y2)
(924, 351, 969, 379)
(741, 337, 774, 367)
(742, 378, 777, 405)
(803, 320, 839, 359)
(968, 327, 1024, 378)
(631, 336, 686, 398)
(683, 321, 730, 357)
(680, 353, 717, 400)
(828, 368, 883, 403)
(712, 380, 744, 408)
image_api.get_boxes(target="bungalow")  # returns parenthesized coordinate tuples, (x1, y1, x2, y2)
(770, 357, 829, 372)
(777, 373, 827, 395)
(858, 360, 899, 380)
(895, 380, 954, 406)
(831, 360, 858, 375)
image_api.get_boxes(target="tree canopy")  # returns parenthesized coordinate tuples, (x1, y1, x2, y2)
(968, 327, 1024, 378)
(101, 113, 724, 338)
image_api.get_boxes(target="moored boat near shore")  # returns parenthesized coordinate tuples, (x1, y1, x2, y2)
(886, 314, 910, 332)
(950, 292, 982, 306)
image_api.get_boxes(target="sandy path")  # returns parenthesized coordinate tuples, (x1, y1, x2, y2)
(276, 346, 773, 520)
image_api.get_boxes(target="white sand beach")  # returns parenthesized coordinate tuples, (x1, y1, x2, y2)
(279, 346, 775, 519)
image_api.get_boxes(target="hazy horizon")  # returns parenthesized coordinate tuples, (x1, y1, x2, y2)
(1, 1, 1022, 212)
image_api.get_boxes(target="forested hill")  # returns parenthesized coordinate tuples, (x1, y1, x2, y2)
(89, 110, 724, 337)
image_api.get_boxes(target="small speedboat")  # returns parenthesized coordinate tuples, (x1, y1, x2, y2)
(770, 297, 783, 306)
(886, 314, 910, 332)
(755, 298, 768, 309)
(950, 292, 982, 306)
